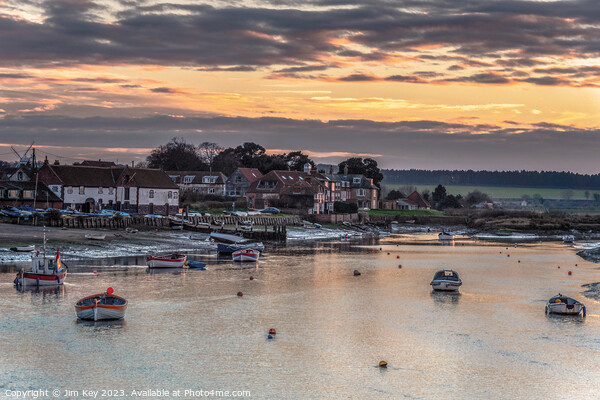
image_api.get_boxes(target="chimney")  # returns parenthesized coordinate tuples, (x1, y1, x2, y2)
(344, 165, 348, 175)
(53, 160, 60, 165)
(132, 161, 134, 168)
(44, 156, 49, 165)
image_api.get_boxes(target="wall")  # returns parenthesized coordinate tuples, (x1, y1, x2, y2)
(63, 186, 116, 209)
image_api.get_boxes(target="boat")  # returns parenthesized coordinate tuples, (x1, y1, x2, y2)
(85, 233, 106, 241)
(75, 288, 127, 321)
(10, 244, 35, 252)
(14, 248, 67, 287)
(438, 232, 455, 240)
(186, 260, 207, 269)
(171, 225, 183, 230)
(562, 235, 574, 244)
(217, 242, 265, 254)
(232, 248, 260, 262)
(430, 270, 462, 291)
(239, 225, 253, 232)
(146, 253, 186, 268)
(210, 232, 248, 244)
(545, 294, 586, 316)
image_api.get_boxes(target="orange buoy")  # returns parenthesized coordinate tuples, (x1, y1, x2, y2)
(237, 291, 243, 297)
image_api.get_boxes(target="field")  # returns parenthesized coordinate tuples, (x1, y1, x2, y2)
(382, 184, 596, 200)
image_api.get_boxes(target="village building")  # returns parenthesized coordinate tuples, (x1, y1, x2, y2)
(1, 166, 33, 182)
(326, 172, 379, 210)
(167, 171, 227, 196)
(0, 180, 63, 209)
(225, 168, 263, 197)
(36, 161, 179, 214)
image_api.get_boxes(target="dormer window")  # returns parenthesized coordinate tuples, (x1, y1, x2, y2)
(183, 176, 194, 184)
(202, 176, 216, 184)
(353, 177, 361, 184)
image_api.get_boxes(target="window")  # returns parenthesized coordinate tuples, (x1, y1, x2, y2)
(17, 172, 23, 181)
(235, 176, 242, 184)
(23, 190, 33, 199)
(169, 175, 178, 182)
(149, 190, 154, 199)
(208, 188, 215, 194)
(8, 190, 18, 198)
(357, 189, 365, 197)
(202, 176, 216, 184)
(353, 177, 361, 184)
(174, 192, 178, 199)
(168, 191, 172, 199)
(98, 187, 103, 194)
(109, 187, 114, 195)
(183, 176, 194, 184)
(79, 186, 85, 194)
(51, 186, 59, 193)
(124, 188, 130, 201)
(67, 186, 73, 194)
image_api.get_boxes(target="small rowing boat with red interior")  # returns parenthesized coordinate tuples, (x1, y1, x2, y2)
(146, 253, 186, 268)
(75, 288, 127, 321)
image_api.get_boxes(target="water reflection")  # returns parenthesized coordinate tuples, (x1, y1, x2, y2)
(146, 267, 184, 275)
(75, 319, 126, 333)
(545, 313, 586, 325)
(430, 290, 461, 305)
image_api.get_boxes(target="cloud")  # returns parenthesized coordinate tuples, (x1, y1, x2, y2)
(0, 113, 597, 173)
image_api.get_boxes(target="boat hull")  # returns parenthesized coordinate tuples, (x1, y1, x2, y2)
(146, 257, 186, 268)
(431, 280, 462, 291)
(16, 271, 67, 286)
(232, 249, 260, 262)
(75, 294, 127, 321)
(546, 303, 584, 315)
(438, 234, 455, 240)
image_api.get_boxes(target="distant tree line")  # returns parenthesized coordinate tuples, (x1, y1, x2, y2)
(382, 169, 600, 189)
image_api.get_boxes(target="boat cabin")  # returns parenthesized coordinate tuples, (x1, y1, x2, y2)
(432, 270, 460, 281)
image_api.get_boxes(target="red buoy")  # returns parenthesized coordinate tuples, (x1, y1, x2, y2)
(568, 271, 572, 276)
(575, 264, 578, 267)
(93, 270, 98, 275)
(237, 291, 243, 297)
(518, 260, 520, 263)
(507, 254, 510, 257)
(398, 264, 402, 269)
(249, 276, 254, 280)
(396, 255, 399, 259)
(558, 266, 560, 269)
(106, 287, 114, 295)
(387, 253, 390, 255)
(379, 248, 382, 251)
(269, 328, 276, 335)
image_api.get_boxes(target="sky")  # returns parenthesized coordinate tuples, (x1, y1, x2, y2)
(0, 0, 599, 173)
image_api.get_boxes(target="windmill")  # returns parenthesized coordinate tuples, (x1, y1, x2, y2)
(11, 141, 35, 167)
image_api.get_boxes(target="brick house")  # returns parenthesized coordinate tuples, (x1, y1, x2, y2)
(0, 180, 63, 209)
(225, 168, 263, 197)
(167, 171, 227, 196)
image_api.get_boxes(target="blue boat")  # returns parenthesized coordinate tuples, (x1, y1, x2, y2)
(217, 242, 265, 254)
(186, 260, 207, 270)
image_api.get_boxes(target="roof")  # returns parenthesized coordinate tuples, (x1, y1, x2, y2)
(114, 167, 179, 189)
(48, 165, 116, 187)
(166, 171, 227, 185)
(77, 160, 117, 167)
(325, 173, 377, 189)
(246, 170, 325, 195)
(406, 191, 430, 208)
(0, 180, 62, 202)
(236, 168, 263, 182)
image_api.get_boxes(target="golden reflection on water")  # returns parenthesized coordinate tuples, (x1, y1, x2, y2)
(0, 236, 599, 399)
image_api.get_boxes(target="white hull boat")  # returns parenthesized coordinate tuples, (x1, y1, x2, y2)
(10, 244, 35, 252)
(546, 294, 585, 316)
(146, 253, 186, 268)
(85, 233, 106, 240)
(232, 248, 260, 262)
(430, 270, 462, 291)
(14, 249, 67, 287)
(439, 232, 455, 240)
(75, 291, 127, 321)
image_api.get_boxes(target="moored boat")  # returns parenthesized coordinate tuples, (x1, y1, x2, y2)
(146, 253, 186, 268)
(85, 233, 106, 241)
(439, 232, 455, 240)
(10, 244, 35, 252)
(430, 270, 462, 291)
(217, 242, 264, 254)
(186, 260, 207, 269)
(14, 248, 67, 287)
(210, 232, 248, 244)
(75, 288, 127, 321)
(545, 294, 586, 316)
(232, 248, 260, 262)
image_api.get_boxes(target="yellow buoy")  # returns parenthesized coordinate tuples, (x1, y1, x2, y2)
(379, 361, 388, 368)
(555, 299, 561, 303)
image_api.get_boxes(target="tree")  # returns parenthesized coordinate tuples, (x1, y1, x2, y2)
(234, 142, 266, 168)
(562, 190, 574, 200)
(198, 142, 223, 175)
(212, 148, 240, 176)
(584, 190, 590, 200)
(421, 189, 431, 202)
(432, 184, 447, 203)
(385, 189, 405, 200)
(338, 157, 383, 187)
(146, 137, 206, 171)
(285, 151, 314, 171)
(464, 190, 491, 206)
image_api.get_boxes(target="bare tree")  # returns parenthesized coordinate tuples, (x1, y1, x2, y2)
(198, 142, 224, 175)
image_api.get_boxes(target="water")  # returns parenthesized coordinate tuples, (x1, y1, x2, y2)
(1, 235, 599, 399)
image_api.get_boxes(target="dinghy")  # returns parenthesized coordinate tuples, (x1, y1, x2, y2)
(75, 288, 127, 321)
(186, 260, 207, 269)
(545, 294, 586, 316)
(10, 244, 35, 252)
(85, 233, 106, 241)
(438, 232, 455, 240)
(217, 242, 264, 254)
(232, 248, 260, 262)
(146, 253, 186, 268)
